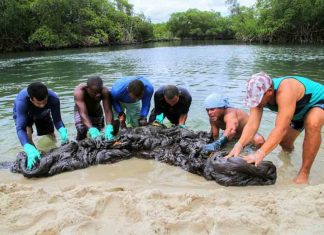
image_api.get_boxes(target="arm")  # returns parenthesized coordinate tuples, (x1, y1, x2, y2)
(237, 107, 263, 147)
(74, 86, 92, 129)
(50, 98, 64, 130)
(178, 92, 191, 125)
(140, 85, 154, 118)
(15, 100, 30, 146)
(226, 107, 263, 158)
(223, 111, 239, 141)
(110, 86, 123, 115)
(210, 121, 219, 140)
(178, 114, 187, 125)
(102, 87, 113, 125)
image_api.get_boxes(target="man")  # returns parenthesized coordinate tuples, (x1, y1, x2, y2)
(149, 85, 192, 127)
(13, 82, 68, 170)
(203, 94, 265, 152)
(226, 72, 324, 184)
(111, 76, 154, 127)
(74, 76, 115, 141)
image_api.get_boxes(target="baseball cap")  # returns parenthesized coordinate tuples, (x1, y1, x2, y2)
(244, 72, 272, 108)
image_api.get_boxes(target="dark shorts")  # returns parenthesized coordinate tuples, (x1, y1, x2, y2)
(24, 110, 54, 136)
(74, 108, 104, 141)
(290, 103, 324, 131)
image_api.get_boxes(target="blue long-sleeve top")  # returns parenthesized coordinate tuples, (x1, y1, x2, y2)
(111, 77, 154, 117)
(13, 88, 64, 146)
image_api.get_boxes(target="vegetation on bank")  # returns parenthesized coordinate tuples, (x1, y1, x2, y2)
(1, 0, 323, 52)
(0, 0, 153, 51)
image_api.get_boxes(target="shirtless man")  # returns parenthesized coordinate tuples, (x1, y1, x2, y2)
(203, 93, 265, 152)
(74, 76, 114, 141)
(226, 72, 324, 184)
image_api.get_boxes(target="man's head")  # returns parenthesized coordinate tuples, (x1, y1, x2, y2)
(86, 76, 103, 101)
(27, 82, 48, 108)
(244, 72, 273, 108)
(128, 79, 144, 101)
(164, 85, 179, 107)
(204, 93, 230, 121)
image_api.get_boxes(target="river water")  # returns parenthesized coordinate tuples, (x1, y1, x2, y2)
(0, 41, 323, 185)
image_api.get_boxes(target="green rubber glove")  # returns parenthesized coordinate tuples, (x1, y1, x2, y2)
(155, 113, 164, 124)
(23, 143, 41, 170)
(58, 127, 68, 144)
(88, 127, 101, 140)
(179, 124, 186, 128)
(104, 124, 114, 141)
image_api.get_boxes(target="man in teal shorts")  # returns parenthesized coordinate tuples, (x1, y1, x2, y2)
(110, 76, 154, 128)
(226, 72, 324, 184)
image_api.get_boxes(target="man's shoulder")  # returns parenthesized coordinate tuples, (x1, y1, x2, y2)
(47, 90, 61, 104)
(16, 88, 28, 101)
(226, 108, 249, 120)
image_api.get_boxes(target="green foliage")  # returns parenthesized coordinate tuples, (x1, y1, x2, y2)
(167, 9, 233, 39)
(29, 26, 63, 48)
(1, 0, 324, 51)
(1, 0, 155, 51)
(153, 23, 172, 39)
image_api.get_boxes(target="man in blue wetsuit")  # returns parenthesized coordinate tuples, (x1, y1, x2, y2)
(149, 85, 191, 127)
(111, 77, 154, 128)
(226, 72, 324, 184)
(13, 82, 68, 170)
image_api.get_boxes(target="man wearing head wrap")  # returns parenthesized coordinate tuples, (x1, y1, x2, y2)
(226, 72, 324, 184)
(203, 93, 265, 152)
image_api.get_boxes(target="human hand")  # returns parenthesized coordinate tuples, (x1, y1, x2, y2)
(225, 142, 243, 158)
(23, 143, 41, 170)
(88, 127, 101, 140)
(243, 149, 266, 167)
(179, 124, 186, 129)
(58, 127, 68, 144)
(138, 117, 148, 126)
(155, 113, 164, 124)
(104, 124, 114, 141)
(203, 141, 221, 152)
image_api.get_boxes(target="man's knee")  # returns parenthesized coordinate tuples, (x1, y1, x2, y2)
(304, 118, 323, 133)
(253, 134, 265, 148)
(279, 140, 294, 152)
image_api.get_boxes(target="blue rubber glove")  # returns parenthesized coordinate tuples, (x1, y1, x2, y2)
(88, 127, 101, 140)
(58, 127, 68, 144)
(155, 113, 164, 124)
(179, 124, 186, 128)
(104, 124, 114, 141)
(23, 143, 41, 170)
(203, 134, 228, 152)
(203, 141, 222, 152)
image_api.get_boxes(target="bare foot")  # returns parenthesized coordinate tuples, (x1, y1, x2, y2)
(294, 172, 309, 184)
